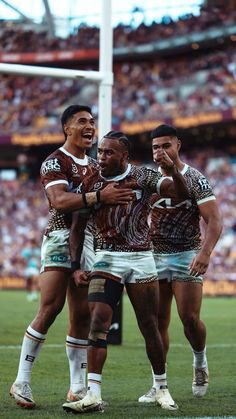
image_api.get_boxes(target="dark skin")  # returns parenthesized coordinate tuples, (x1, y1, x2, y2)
(152, 135, 222, 356)
(72, 136, 190, 380)
(31, 113, 133, 337)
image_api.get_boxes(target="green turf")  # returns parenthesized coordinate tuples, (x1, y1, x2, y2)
(0, 290, 235, 418)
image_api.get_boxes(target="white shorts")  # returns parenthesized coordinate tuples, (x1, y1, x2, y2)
(40, 229, 71, 273)
(80, 228, 95, 272)
(153, 250, 203, 283)
(91, 250, 158, 284)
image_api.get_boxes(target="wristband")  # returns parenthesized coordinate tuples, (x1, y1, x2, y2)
(82, 193, 88, 207)
(96, 190, 101, 203)
(84, 192, 98, 207)
(71, 261, 80, 273)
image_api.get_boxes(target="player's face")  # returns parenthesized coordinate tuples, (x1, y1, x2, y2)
(64, 111, 96, 150)
(97, 138, 128, 177)
(152, 136, 180, 163)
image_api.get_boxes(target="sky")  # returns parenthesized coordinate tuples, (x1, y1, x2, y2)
(0, 0, 204, 37)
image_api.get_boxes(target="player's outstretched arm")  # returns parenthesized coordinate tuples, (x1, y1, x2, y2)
(46, 182, 133, 212)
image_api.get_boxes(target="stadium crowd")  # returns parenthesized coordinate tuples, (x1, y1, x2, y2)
(0, 152, 235, 281)
(1, 45, 236, 134)
(0, 3, 235, 284)
(0, 3, 235, 52)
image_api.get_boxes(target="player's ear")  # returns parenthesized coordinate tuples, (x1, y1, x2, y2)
(177, 139, 181, 151)
(123, 150, 129, 161)
(64, 124, 71, 137)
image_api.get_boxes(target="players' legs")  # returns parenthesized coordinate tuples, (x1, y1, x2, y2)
(173, 281, 206, 352)
(173, 280, 208, 396)
(128, 280, 178, 410)
(158, 280, 173, 361)
(11, 270, 69, 407)
(126, 281, 165, 375)
(62, 275, 124, 413)
(66, 277, 90, 400)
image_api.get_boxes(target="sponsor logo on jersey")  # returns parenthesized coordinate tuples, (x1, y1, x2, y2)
(50, 254, 69, 263)
(152, 198, 191, 209)
(198, 176, 211, 191)
(41, 158, 61, 175)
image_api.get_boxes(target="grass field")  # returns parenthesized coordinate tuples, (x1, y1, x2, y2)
(0, 290, 235, 419)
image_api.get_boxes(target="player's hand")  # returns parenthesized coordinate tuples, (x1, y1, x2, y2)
(72, 270, 90, 287)
(100, 182, 134, 205)
(153, 149, 176, 174)
(189, 250, 211, 277)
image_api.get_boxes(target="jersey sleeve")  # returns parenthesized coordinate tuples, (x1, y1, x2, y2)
(40, 155, 69, 190)
(143, 167, 164, 193)
(190, 169, 216, 205)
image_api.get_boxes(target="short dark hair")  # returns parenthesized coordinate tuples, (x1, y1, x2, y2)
(151, 124, 177, 140)
(103, 130, 131, 155)
(61, 105, 92, 139)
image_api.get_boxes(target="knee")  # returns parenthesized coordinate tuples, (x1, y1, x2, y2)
(37, 300, 64, 324)
(138, 316, 158, 338)
(181, 313, 199, 331)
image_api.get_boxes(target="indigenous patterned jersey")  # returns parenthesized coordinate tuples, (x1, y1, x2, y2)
(40, 146, 99, 234)
(83, 164, 163, 252)
(151, 164, 216, 253)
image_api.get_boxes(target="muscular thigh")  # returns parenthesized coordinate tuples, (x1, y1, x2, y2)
(126, 281, 159, 322)
(67, 276, 89, 319)
(39, 270, 69, 308)
(173, 281, 203, 319)
(158, 281, 173, 323)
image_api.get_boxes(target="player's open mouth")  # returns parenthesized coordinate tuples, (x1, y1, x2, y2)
(82, 133, 93, 140)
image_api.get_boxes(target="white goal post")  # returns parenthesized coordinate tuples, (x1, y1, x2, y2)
(0, 0, 113, 139)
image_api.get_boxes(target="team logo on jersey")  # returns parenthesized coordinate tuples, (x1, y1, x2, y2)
(93, 182, 103, 190)
(71, 164, 78, 174)
(41, 158, 61, 175)
(198, 176, 210, 191)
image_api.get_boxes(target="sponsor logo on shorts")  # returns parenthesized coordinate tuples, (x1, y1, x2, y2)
(50, 254, 69, 263)
(93, 261, 110, 268)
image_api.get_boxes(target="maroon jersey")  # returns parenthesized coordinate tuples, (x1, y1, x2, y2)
(83, 164, 163, 252)
(40, 146, 99, 234)
(151, 164, 216, 253)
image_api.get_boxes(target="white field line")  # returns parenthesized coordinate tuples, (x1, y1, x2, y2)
(0, 343, 236, 350)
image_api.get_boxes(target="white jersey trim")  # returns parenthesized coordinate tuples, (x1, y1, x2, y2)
(180, 163, 189, 175)
(45, 179, 69, 190)
(197, 195, 216, 205)
(59, 147, 88, 166)
(156, 176, 172, 195)
(158, 163, 189, 175)
(101, 163, 131, 181)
